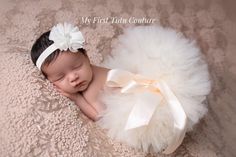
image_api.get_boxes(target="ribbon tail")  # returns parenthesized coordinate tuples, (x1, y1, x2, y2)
(163, 126, 187, 154)
(156, 80, 187, 154)
(125, 91, 162, 130)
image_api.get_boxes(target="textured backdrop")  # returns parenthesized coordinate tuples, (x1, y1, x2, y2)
(0, 0, 236, 157)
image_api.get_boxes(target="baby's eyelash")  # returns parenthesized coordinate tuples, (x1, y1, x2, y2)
(55, 75, 64, 81)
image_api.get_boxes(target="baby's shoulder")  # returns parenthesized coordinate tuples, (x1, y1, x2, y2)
(91, 65, 110, 84)
(92, 65, 110, 76)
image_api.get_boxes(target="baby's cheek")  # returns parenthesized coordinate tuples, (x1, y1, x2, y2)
(88, 69, 93, 81)
(79, 70, 89, 79)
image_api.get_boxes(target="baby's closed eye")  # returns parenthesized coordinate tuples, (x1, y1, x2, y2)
(52, 74, 65, 82)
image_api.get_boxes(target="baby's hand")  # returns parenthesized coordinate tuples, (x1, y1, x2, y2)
(54, 86, 80, 102)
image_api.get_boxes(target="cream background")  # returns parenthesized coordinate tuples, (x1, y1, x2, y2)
(0, 0, 236, 157)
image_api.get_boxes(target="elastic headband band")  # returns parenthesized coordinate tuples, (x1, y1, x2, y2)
(36, 44, 58, 70)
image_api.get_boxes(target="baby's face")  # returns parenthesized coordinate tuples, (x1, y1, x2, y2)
(42, 51, 93, 94)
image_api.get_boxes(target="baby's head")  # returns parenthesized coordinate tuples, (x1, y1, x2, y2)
(31, 23, 93, 94)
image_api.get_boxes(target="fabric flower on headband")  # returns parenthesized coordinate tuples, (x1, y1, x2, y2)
(49, 22, 85, 52)
(36, 22, 85, 70)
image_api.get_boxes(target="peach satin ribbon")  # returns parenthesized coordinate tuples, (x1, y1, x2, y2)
(106, 69, 187, 154)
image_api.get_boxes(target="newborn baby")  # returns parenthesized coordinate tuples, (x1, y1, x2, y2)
(31, 23, 109, 121)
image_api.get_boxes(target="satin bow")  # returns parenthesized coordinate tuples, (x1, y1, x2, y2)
(106, 69, 187, 154)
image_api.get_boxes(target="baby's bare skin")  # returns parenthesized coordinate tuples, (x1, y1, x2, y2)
(42, 51, 110, 121)
(82, 65, 109, 115)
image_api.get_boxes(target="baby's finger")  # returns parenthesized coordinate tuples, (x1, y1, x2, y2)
(54, 86, 66, 95)
(61, 91, 77, 101)
(53, 86, 68, 96)
(60, 91, 71, 98)
(52, 85, 74, 100)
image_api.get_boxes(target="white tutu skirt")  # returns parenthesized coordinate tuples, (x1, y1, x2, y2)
(96, 26, 211, 153)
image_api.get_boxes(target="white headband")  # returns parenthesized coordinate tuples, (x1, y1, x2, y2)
(36, 22, 85, 70)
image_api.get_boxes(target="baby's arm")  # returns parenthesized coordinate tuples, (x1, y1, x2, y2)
(74, 94, 99, 121)
(55, 86, 99, 121)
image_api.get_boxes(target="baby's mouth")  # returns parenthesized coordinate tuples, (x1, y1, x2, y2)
(76, 81, 86, 89)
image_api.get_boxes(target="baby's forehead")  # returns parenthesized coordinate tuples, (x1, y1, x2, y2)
(52, 52, 84, 65)
(43, 52, 84, 73)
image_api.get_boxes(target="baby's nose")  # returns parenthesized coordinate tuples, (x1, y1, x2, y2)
(69, 72, 79, 84)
